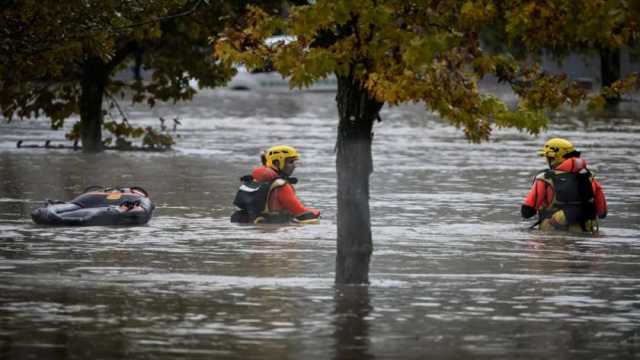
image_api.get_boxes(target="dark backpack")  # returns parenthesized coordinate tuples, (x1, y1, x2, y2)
(546, 169, 597, 224)
(232, 176, 273, 217)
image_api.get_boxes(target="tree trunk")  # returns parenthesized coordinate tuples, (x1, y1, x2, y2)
(79, 58, 107, 152)
(334, 74, 383, 284)
(599, 47, 621, 105)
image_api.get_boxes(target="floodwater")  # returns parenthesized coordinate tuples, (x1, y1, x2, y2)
(1, 88, 639, 359)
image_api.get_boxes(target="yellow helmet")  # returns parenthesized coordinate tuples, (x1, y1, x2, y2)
(265, 145, 300, 171)
(537, 138, 576, 167)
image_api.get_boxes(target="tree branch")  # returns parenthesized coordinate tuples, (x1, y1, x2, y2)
(106, 40, 139, 72)
(104, 89, 129, 122)
(111, 0, 205, 32)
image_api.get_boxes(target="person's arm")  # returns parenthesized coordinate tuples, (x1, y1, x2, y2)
(276, 184, 320, 218)
(592, 179, 607, 219)
(521, 179, 547, 218)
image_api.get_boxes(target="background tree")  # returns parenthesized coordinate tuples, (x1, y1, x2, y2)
(498, 0, 640, 104)
(0, 0, 284, 152)
(215, 0, 640, 284)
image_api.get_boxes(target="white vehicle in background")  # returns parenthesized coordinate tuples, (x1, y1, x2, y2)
(225, 65, 337, 92)
(224, 36, 337, 92)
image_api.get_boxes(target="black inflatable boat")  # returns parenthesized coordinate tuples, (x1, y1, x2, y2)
(31, 186, 155, 226)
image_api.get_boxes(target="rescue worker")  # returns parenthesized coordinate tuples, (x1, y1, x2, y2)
(231, 145, 320, 224)
(521, 138, 607, 233)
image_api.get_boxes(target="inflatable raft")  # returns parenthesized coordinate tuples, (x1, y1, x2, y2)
(31, 186, 155, 226)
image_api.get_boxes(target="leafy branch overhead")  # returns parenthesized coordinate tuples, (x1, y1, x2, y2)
(1, 0, 200, 119)
(1, 0, 278, 151)
(215, 0, 640, 142)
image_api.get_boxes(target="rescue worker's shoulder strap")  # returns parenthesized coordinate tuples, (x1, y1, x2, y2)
(258, 178, 291, 221)
(533, 169, 554, 184)
(263, 178, 287, 211)
(262, 178, 289, 213)
(270, 178, 287, 190)
(582, 167, 595, 179)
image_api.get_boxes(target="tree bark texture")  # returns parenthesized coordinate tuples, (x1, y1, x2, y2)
(334, 74, 383, 284)
(79, 58, 108, 153)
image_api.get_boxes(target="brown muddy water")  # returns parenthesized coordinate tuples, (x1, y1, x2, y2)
(1, 89, 639, 359)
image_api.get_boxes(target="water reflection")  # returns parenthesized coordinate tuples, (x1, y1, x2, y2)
(333, 285, 374, 360)
(525, 234, 604, 274)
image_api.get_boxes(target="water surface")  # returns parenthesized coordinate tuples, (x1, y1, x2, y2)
(1, 89, 639, 359)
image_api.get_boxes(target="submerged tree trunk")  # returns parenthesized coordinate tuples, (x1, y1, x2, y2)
(599, 47, 621, 105)
(333, 285, 373, 359)
(334, 74, 383, 284)
(79, 58, 108, 153)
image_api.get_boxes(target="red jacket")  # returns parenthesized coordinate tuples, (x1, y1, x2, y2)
(523, 157, 607, 218)
(251, 166, 319, 217)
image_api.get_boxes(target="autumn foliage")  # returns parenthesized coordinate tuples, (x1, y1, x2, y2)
(216, 0, 640, 142)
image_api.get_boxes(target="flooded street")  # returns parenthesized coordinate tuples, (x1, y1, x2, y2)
(1, 89, 639, 359)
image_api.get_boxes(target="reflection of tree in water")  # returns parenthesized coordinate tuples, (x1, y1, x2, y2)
(0, 155, 34, 219)
(333, 285, 375, 360)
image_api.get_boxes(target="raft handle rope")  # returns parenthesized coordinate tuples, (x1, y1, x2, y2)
(82, 185, 149, 197)
(130, 186, 149, 197)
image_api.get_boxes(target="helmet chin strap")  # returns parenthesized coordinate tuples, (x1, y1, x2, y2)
(271, 160, 283, 172)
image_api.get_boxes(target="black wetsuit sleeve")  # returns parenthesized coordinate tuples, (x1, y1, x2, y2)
(295, 211, 319, 221)
(521, 204, 537, 219)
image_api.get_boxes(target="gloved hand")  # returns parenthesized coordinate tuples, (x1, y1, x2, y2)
(521, 205, 536, 219)
(295, 209, 320, 221)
